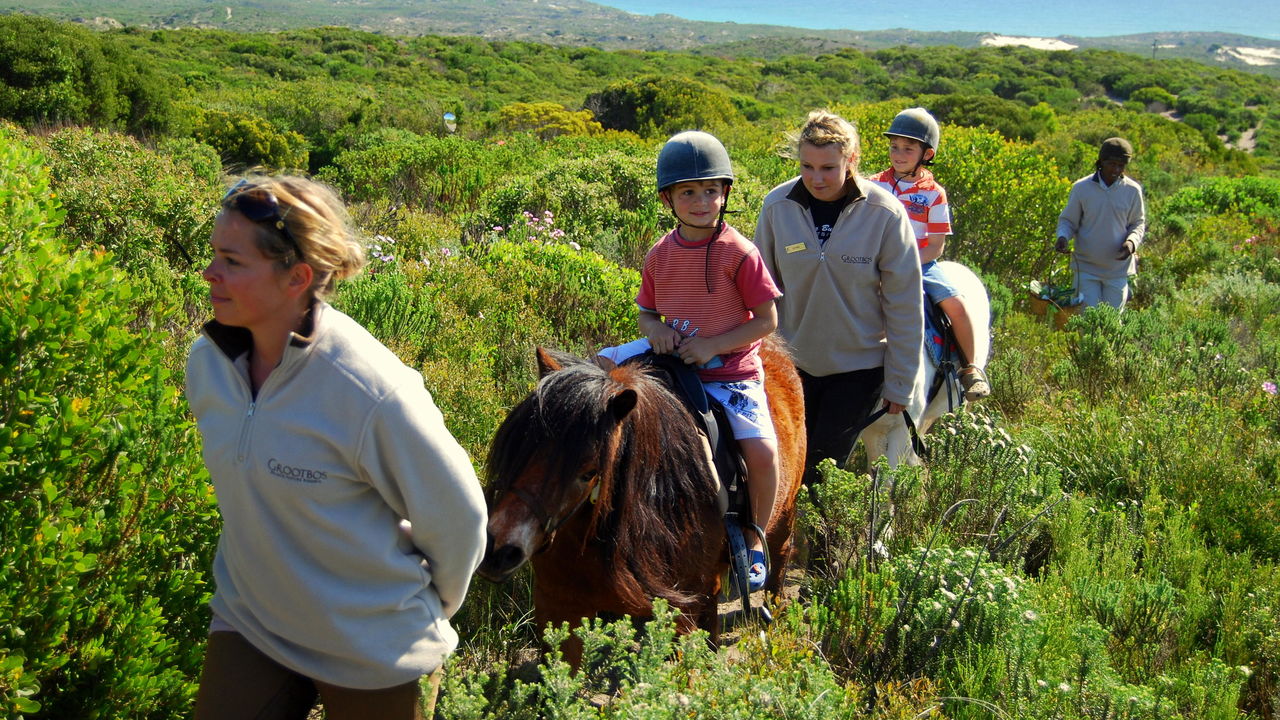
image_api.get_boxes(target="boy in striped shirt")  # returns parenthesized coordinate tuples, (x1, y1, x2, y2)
(872, 108, 990, 401)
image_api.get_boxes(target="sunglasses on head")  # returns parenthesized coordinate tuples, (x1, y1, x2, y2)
(222, 179, 302, 260)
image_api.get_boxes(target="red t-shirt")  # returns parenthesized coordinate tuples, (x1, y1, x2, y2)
(638, 225, 781, 381)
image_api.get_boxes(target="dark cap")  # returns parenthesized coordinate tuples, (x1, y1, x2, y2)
(1098, 137, 1134, 161)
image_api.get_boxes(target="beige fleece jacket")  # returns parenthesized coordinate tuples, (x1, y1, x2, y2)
(186, 302, 487, 689)
(755, 176, 924, 406)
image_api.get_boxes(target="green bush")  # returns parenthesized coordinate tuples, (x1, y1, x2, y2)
(1, 188, 213, 717)
(1035, 499, 1252, 718)
(36, 127, 220, 275)
(479, 147, 665, 268)
(333, 258, 527, 459)
(1130, 85, 1175, 107)
(1163, 175, 1280, 222)
(0, 124, 65, 253)
(925, 93, 1052, 141)
(495, 101, 603, 139)
(925, 126, 1070, 283)
(320, 130, 490, 212)
(193, 108, 309, 170)
(440, 600, 939, 719)
(475, 241, 638, 351)
(0, 16, 177, 134)
(584, 75, 743, 138)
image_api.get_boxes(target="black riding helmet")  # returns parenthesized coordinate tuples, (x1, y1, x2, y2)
(884, 107, 941, 167)
(656, 130, 735, 192)
(656, 130, 735, 235)
(656, 131, 735, 292)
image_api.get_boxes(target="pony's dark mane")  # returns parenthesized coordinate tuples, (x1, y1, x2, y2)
(486, 357, 719, 607)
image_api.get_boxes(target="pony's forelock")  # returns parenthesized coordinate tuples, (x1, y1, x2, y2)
(486, 358, 720, 608)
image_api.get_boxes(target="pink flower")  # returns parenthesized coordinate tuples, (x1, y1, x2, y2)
(492, 225, 504, 232)
(1264, 381, 1278, 395)
(496, 140, 506, 146)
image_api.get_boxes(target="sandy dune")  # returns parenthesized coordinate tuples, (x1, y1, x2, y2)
(980, 34, 1078, 51)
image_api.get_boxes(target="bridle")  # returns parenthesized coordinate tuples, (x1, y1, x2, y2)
(507, 473, 600, 550)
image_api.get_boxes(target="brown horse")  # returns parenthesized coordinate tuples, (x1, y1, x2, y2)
(476, 336, 805, 663)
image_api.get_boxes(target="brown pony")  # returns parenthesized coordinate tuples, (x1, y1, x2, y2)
(476, 336, 805, 663)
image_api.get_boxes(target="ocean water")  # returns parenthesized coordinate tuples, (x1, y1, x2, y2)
(593, 0, 1280, 41)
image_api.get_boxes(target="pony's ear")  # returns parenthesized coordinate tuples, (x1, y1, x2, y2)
(535, 347, 562, 376)
(607, 388, 638, 421)
(535, 347, 584, 377)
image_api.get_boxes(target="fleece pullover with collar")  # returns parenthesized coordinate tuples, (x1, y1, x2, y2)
(186, 302, 487, 689)
(755, 175, 924, 407)
(1056, 172, 1146, 279)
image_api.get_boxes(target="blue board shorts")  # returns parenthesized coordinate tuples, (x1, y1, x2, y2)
(922, 260, 961, 304)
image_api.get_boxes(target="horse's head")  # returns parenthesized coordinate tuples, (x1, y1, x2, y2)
(477, 347, 638, 582)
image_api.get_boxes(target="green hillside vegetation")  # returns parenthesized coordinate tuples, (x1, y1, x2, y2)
(3, 14, 1280, 719)
(7, 0, 1280, 79)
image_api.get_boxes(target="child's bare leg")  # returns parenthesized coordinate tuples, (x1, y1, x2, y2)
(938, 297, 976, 366)
(739, 437, 779, 553)
(939, 297, 990, 399)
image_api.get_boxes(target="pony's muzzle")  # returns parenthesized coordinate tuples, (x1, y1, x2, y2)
(477, 537, 527, 582)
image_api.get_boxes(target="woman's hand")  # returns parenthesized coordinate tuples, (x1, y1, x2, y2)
(884, 400, 905, 415)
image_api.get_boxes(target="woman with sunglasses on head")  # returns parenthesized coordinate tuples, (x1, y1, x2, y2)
(187, 175, 487, 719)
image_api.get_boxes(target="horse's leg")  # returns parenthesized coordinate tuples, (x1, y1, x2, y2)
(765, 533, 793, 595)
(882, 419, 923, 469)
(682, 596, 719, 646)
(860, 422, 890, 472)
(534, 585, 601, 670)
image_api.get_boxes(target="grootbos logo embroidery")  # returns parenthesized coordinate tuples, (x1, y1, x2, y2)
(267, 458, 327, 484)
(841, 255, 872, 264)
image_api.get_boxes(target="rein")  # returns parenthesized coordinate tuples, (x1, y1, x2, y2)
(853, 405, 930, 462)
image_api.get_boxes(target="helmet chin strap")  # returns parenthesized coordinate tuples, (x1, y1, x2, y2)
(892, 141, 933, 182)
(896, 155, 928, 181)
(661, 185, 733, 294)
(663, 186, 732, 234)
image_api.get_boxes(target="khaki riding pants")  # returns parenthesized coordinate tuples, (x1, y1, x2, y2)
(194, 631, 441, 720)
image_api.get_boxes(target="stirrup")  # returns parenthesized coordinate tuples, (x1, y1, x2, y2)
(747, 549, 767, 592)
(960, 364, 991, 401)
